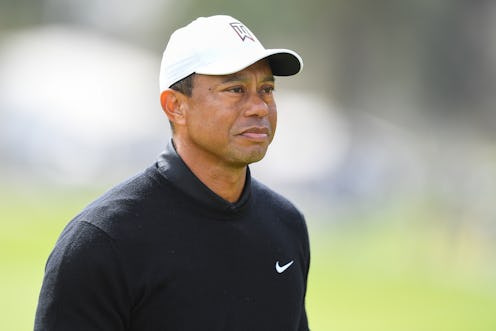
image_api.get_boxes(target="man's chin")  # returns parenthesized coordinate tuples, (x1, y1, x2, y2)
(229, 147, 269, 167)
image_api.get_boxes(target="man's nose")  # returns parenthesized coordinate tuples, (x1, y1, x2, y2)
(244, 91, 270, 117)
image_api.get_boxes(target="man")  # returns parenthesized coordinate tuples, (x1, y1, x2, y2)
(35, 15, 310, 330)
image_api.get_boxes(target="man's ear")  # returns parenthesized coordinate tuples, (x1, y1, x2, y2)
(160, 89, 187, 126)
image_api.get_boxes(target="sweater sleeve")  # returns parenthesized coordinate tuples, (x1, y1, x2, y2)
(34, 220, 131, 331)
(299, 212, 311, 331)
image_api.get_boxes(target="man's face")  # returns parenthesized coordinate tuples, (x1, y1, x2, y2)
(180, 60, 277, 168)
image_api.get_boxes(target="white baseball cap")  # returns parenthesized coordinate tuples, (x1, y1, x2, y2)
(159, 15, 303, 91)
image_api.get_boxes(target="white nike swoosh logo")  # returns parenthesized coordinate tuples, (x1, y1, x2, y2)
(275, 260, 294, 273)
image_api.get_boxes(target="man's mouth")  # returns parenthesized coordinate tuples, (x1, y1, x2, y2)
(238, 127, 270, 140)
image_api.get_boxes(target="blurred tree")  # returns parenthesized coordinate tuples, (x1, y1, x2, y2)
(171, 0, 496, 128)
(0, 0, 44, 28)
(2, 0, 496, 130)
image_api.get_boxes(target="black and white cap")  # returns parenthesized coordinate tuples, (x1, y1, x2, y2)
(159, 15, 303, 91)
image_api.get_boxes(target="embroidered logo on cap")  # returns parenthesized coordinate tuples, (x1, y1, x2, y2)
(230, 22, 255, 42)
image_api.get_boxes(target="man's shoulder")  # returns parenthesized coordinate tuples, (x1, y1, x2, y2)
(251, 177, 303, 218)
(71, 165, 173, 235)
(85, 166, 161, 210)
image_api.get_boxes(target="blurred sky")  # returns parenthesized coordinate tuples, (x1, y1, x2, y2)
(1, 0, 496, 229)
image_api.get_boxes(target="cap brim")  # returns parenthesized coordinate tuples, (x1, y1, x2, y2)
(195, 48, 303, 77)
(266, 49, 303, 76)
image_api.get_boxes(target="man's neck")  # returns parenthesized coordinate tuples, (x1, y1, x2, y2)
(173, 140, 247, 203)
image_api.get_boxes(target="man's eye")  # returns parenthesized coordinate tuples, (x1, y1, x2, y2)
(261, 86, 275, 94)
(228, 87, 244, 93)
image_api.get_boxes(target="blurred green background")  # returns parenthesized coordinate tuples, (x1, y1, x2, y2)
(2, 0, 496, 330)
(3, 189, 496, 330)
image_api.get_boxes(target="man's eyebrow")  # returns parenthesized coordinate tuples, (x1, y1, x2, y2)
(264, 76, 275, 83)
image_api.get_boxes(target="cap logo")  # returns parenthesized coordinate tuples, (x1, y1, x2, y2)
(229, 22, 255, 42)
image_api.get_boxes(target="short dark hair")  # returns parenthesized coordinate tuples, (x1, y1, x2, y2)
(170, 73, 196, 97)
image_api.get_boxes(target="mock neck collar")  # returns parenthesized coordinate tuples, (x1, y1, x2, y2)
(156, 140, 252, 215)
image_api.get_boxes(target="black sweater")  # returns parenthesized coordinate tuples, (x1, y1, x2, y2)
(35, 142, 310, 330)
